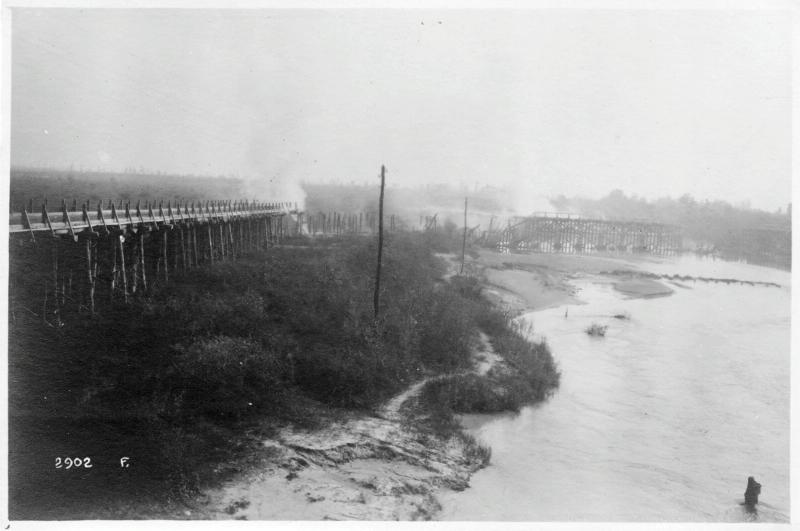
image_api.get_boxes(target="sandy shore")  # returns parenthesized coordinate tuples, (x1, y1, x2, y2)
(613, 277, 675, 298)
(470, 249, 675, 311)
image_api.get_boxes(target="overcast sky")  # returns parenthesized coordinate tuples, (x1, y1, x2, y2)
(10, 8, 792, 210)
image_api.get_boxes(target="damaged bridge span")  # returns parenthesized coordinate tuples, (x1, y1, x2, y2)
(489, 213, 683, 255)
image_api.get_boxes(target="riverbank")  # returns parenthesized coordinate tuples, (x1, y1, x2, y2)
(12, 241, 681, 520)
(183, 254, 562, 520)
(194, 249, 672, 521)
(197, 249, 669, 520)
(8, 235, 560, 520)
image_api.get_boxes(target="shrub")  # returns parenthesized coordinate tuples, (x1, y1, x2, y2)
(586, 323, 608, 337)
(417, 287, 479, 370)
(486, 325, 559, 402)
(292, 344, 387, 407)
(172, 336, 287, 419)
(421, 374, 513, 413)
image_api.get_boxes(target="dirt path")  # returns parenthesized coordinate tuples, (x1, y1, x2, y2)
(379, 332, 501, 422)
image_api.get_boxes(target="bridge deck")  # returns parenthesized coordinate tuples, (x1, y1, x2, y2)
(10, 201, 298, 235)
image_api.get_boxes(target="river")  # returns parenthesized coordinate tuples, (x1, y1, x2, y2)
(440, 256, 790, 522)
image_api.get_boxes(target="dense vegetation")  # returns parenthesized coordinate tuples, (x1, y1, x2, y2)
(416, 277, 559, 418)
(9, 231, 559, 518)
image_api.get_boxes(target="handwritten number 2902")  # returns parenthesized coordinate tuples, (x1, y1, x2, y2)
(55, 457, 92, 469)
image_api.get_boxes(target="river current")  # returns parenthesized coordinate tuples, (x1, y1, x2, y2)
(440, 256, 790, 522)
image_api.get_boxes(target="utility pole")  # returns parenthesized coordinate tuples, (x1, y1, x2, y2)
(374, 165, 386, 318)
(460, 197, 468, 274)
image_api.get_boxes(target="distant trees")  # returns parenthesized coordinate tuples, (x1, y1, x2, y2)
(10, 167, 246, 209)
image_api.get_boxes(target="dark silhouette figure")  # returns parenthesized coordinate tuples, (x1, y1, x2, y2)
(744, 476, 761, 512)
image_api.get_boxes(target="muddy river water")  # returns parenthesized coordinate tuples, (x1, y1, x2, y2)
(440, 256, 790, 522)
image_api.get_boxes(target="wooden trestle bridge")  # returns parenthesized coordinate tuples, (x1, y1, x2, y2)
(9, 199, 303, 325)
(487, 212, 683, 255)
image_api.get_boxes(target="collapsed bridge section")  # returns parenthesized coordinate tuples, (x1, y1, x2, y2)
(488, 213, 682, 255)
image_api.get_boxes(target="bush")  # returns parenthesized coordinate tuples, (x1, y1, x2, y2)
(421, 374, 513, 413)
(172, 336, 287, 419)
(417, 287, 479, 370)
(586, 323, 608, 337)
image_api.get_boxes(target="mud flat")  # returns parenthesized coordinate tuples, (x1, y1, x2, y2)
(613, 277, 674, 298)
(194, 415, 484, 520)
(471, 249, 676, 310)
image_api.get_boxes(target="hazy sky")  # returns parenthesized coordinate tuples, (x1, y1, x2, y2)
(10, 8, 792, 210)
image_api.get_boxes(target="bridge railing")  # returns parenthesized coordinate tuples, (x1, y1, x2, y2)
(10, 200, 300, 236)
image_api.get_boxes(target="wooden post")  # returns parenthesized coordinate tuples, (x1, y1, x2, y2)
(229, 222, 236, 259)
(110, 234, 118, 300)
(374, 165, 386, 318)
(162, 229, 169, 282)
(119, 234, 128, 303)
(140, 231, 147, 291)
(460, 197, 468, 274)
(192, 225, 199, 267)
(50, 239, 59, 323)
(85, 236, 95, 315)
(219, 222, 226, 259)
(131, 235, 139, 295)
(207, 223, 214, 264)
(180, 224, 187, 271)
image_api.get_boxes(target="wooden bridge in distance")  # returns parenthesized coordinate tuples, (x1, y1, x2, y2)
(487, 212, 683, 255)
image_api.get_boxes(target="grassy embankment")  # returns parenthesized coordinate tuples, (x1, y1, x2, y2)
(9, 230, 559, 518)
(415, 274, 559, 423)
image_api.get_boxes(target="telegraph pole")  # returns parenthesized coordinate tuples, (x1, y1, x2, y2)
(374, 165, 386, 318)
(460, 197, 467, 274)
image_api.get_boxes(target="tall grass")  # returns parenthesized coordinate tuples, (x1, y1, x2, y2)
(416, 274, 560, 416)
(419, 315, 559, 416)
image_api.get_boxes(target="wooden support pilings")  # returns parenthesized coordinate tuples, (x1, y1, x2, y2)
(161, 229, 169, 283)
(85, 236, 95, 315)
(119, 233, 129, 303)
(9, 198, 300, 325)
(207, 222, 214, 265)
